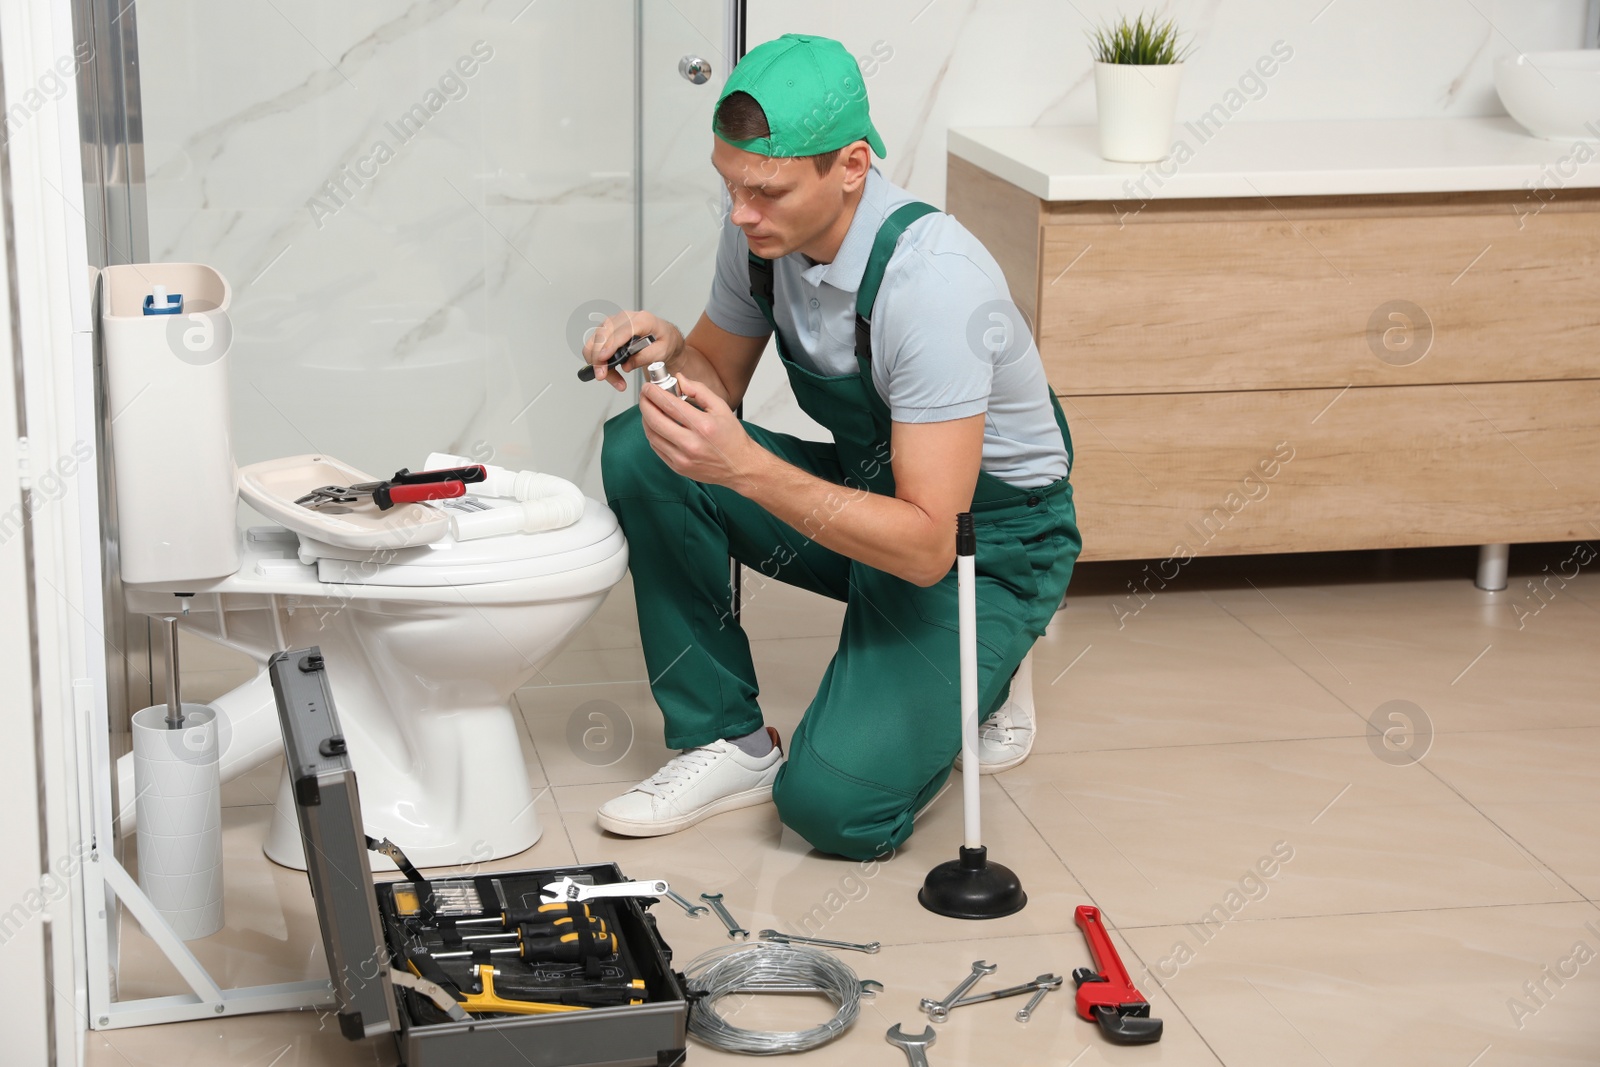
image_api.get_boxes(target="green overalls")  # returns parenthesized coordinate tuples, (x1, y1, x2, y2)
(600, 202, 1082, 861)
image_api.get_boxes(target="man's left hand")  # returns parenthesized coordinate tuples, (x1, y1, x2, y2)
(638, 373, 764, 493)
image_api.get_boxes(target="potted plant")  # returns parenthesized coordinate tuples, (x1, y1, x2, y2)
(1089, 11, 1194, 163)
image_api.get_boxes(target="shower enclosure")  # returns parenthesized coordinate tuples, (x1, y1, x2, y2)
(72, 0, 743, 1029)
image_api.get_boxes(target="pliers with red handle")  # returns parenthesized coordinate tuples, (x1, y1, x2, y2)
(296, 464, 487, 512)
(1073, 905, 1163, 1044)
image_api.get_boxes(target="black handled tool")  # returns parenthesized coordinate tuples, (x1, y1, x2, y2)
(430, 928, 618, 964)
(576, 334, 655, 381)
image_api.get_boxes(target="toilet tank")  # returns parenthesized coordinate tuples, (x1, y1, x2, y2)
(101, 263, 240, 584)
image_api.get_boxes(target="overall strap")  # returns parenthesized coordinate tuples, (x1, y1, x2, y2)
(747, 251, 778, 333)
(744, 201, 941, 363)
(854, 201, 939, 366)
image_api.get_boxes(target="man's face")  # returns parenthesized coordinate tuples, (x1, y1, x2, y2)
(710, 137, 865, 259)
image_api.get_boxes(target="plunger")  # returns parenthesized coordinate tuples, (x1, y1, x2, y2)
(918, 512, 1027, 919)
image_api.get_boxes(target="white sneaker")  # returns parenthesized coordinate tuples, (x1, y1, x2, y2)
(955, 650, 1036, 775)
(597, 728, 784, 837)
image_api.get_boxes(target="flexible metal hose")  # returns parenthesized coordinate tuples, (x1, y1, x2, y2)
(683, 942, 867, 1054)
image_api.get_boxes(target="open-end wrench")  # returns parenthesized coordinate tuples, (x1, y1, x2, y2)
(758, 929, 880, 954)
(918, 960, 996, 1021)
(700, 892, 749, 940)
(664, 889, 708, 917)
(886, 1023, 936, 1067)
(1017, 983, 1054, 1023)
(941, 974, 1062, 1020)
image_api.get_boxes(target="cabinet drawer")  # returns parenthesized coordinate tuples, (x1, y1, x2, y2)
(1036, 192, 1600, 396)
(1064, 379, 1600, 561)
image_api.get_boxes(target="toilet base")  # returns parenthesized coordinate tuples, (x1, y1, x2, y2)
(261, 732, 545, 872)
(120, 530, 628, 872)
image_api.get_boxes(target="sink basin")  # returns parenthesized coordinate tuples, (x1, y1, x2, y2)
(1494, 51, 1600, 141)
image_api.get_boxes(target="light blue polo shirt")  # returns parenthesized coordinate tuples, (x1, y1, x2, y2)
(705, 165, 1070, 489)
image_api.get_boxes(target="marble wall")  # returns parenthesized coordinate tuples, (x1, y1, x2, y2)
(137, 0, 1593, 488)
(139, 0, 648, 498)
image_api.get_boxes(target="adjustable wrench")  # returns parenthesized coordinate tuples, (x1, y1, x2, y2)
(758, 929, 880, 954)
(700, 892, 749, 940)
(918, 960, 996, 1021)
(540, 877, 667, 904)
(1074, 905, 1163, 1044)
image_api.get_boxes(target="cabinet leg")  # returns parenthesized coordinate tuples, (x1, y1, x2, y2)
(1476, 543, 1509, 591)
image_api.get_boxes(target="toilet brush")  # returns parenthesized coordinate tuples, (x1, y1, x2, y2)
(131, 614, 224, 939)
(164, 616, 184, 729)
(918, 512, 1027, 919)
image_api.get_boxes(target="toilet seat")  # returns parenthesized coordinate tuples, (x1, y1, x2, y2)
(232, 452, 620, 589)
(299, 497, 624, 587)
(238, 454, 451, 550)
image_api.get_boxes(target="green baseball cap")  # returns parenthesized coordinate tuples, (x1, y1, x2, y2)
(714, 33, 887, 159)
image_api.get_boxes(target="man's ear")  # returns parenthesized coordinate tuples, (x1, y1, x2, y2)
(839, 141, 872, 192)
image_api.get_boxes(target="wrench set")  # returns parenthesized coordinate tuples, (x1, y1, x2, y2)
(273, 641, 1156, 1063)
(642, 883, 1162, 1057)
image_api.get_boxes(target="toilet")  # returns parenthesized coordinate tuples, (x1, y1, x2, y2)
(104, 263, 629, 870)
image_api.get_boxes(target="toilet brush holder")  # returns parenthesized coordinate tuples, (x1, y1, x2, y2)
(131, 703, 225, 940)
(919, 512, 1027, 920)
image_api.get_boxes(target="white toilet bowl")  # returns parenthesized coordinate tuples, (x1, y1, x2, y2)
(103, 262, 628, 871)
(122, 497, 628, 870)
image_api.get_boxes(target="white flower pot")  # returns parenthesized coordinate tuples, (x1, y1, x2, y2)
(1093, 60, 1185, 163)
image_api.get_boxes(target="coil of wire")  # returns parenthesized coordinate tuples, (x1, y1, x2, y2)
(683, 941, 868, 1054)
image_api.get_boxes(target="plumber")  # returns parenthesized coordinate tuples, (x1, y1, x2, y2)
(584, 33, 1080, 860)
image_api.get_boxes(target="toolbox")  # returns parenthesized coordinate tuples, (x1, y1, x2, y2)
(268, 647, 688, 1067)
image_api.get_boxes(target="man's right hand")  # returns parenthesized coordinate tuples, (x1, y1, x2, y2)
(582, 311, 683, 391)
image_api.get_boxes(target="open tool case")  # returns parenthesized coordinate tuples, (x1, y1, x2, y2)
(268, 648, 688, 1067)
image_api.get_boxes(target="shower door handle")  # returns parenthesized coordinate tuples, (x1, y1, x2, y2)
(679, 55, 713, 84)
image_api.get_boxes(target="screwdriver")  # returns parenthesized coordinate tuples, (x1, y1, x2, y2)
(577, 334, 655, 381)
(430, 928, 619, 963)
(454, 915, 609, 944)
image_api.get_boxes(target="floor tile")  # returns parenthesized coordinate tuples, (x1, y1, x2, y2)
(86, 1014, 388, 1067)
(1423, 728, 1600, 901)
(1030, 600, 1364, 753)
(1002, 738, 1578, 929)
(1120, 903, 1600, 1067)
(1203, 573, 1600, 735)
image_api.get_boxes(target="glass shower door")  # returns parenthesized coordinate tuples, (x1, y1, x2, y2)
(638, 0, 735, 350)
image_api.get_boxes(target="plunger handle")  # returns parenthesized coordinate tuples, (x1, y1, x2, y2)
(956, 513, 980, 850)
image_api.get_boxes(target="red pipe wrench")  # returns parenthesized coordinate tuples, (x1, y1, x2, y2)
(1073, 905, 1162, 1044)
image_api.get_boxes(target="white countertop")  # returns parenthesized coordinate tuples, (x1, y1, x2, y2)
(948, 117, 1600, 201)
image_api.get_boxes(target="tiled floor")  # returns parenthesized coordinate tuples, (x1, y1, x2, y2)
(83, 543, 1600, 1066)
